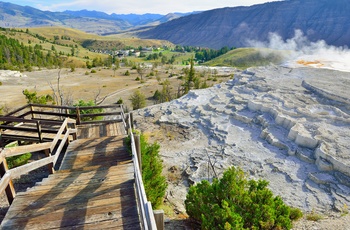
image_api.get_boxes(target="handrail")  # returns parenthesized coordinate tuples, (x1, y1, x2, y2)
(3, 104, 31, 117)
(0, 118, 77, 204)
(0, 104, 156, 228)
(1, 104, 124, 142)
(128, 114, 157, 230)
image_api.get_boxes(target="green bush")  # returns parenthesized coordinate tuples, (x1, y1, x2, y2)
(289, 207, 303, 221)
(22, 89, 53, 105)
(116, 98, 123, 104)
(7, 153, 32, 169)
(129, 90, 146, 110)
(91, 69, 97, 73)
(306, 210, 323, 221)
(71, 100, 103, 121)
(126, 134, 168, 209)
(126, 133, 167, 208)
(140, 134, 167, 208)
(185, 166, 298, 230)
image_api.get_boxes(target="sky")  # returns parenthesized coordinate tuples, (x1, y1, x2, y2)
(5, 0, 282, 14)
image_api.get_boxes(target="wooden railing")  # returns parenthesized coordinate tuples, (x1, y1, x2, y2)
(0, 103, 126, 146)
(1, 103, 126, 125)
(0, 104, 157, 229)
(0, 118, 77, 204)
(128, 115, 157, 230)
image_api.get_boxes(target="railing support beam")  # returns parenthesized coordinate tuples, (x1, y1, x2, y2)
(135, 134, 142, 176)
(154, 210, 164, 230)
(45, 149, 55, 174)
(0, 160, 15, 205)
(76, 107, 81, 125)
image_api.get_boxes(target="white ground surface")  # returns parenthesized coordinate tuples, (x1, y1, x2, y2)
(134, 65, 350, 226)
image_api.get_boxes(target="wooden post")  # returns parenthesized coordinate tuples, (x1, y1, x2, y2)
(135, 134, 142, 175)
(36, 120, 43, 143)
(0, 159, 16, 205)
(45, 149, 55, 174)
(130, 112, 134, 130)
(76, 107, 81, 125)
(72, 121, 77, 140)
(153, 210, 164, 230)
(30, 105, 35, 119)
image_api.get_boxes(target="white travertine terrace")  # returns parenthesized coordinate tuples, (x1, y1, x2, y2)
(135, 65, 350, 213)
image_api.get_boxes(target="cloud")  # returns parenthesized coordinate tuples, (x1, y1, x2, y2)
(248, 30, 350, 72)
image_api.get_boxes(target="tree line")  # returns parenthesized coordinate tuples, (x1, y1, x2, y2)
(173, 45, 234, 62)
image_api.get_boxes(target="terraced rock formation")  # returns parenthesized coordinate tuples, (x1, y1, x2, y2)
(134, 65, 350, 214)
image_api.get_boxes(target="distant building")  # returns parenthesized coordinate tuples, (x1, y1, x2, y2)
(131, 51, 141, 57)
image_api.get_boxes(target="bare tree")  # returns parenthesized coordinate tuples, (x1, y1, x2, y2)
(94, 88, 109, 105)
(48, 69, 64, 106)
(137, 63, 147, 80)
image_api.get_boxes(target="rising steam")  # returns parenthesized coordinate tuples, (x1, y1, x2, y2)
(248, 30, 350, 72)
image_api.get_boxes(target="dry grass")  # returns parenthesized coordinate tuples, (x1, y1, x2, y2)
(306, 210, 323, 221)
(167, 166, 182, 183)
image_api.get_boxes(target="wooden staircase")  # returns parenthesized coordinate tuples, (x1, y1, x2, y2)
(1, 135, 141, 229)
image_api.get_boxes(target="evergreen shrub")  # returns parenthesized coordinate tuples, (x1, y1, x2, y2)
(185, 166, 302, 230)
(126, 133, 167, 208)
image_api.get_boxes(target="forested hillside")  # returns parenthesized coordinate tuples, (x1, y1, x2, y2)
(0, 32, 61, 71)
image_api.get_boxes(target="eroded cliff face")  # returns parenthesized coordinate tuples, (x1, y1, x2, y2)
(139, 0, 350, 49)
(134, 65, 350, 213)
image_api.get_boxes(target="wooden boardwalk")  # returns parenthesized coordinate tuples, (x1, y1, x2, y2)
(0, 123, 141, 229)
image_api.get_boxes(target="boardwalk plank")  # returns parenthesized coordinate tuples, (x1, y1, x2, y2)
(1, 122, 140, 229)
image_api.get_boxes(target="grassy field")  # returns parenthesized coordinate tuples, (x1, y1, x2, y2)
(205, 48, 287, 69)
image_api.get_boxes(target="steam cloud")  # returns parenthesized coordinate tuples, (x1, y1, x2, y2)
(248, 30, 350, 72)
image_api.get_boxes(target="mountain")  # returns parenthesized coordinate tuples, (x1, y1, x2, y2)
(64, 11, 163, 26)
(0, 1, 191, 34)
(0, 2, 130, 34)
(138, 0, 350, 49)
(63, 11, 194, 27)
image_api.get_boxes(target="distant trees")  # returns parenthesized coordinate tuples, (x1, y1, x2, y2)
(153, 79, 173, 103)
(146, 53, 159, 60)
(136, 63, 147, 81)
(184, 59, 196, 94)
(172, 45, 233, 63)
(195, 46, 232, 62)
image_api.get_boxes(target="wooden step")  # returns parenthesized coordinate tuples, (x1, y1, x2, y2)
(1, 128, 140, 229)
(25, 174, 134, 193)
(5, 191, 136, 217)
(44, 164, 134, 180)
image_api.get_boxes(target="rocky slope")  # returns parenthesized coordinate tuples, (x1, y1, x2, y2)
(139, 0, 350, 49)
(134, 65, 350, 217)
